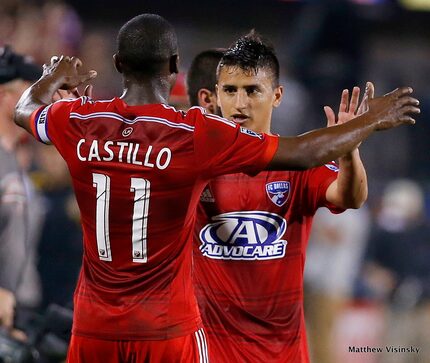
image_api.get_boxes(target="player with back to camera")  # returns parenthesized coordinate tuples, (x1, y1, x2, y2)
(14, 13, 419, 363)
(188, 32, 388, 362)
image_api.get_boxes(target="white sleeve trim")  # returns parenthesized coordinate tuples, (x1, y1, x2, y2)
(35, 105, 52, 144)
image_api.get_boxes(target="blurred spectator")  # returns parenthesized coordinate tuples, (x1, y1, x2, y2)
(31, 145, 83, 309)
(0, 45, 42, 328)
(305, 206, 371, 363)
(7, 1, 82, 64)
(362, 179, 430, 363)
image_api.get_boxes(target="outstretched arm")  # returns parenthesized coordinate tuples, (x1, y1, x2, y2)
(268, 85, 419, 171)
(324, 84, 373, 209)
(14, 56, 96, 133)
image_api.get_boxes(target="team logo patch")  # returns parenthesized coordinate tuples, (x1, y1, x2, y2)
(266, 181, 290, 207)
(324, 162, 339, 172)
(240, 127, 263, 139)
(122, 127, 134, 137)
(199, 211, 287, 260)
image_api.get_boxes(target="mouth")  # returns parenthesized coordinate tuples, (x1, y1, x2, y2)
(230, 114, 250, 125)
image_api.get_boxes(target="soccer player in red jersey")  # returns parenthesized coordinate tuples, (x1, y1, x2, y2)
(188, 33, 399, 363)
(14, 14, 418, 363)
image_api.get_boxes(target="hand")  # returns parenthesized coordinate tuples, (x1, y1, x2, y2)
(52, 84, 94, 102)
(324, 86, 361, 127)
(0, 287, 15, 329)
(366, 85, 420, 131)
(324, 82, 376, 127)
(42, 55, 97, 90)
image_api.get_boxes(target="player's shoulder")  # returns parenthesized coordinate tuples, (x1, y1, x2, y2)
(185, 106, 237, 129)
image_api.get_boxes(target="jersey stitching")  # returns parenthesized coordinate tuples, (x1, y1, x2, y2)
(69, 112, 195, 132)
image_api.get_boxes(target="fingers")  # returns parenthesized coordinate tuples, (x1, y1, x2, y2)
(349, 86, 360, 114)
(71, 56, 83, 68)
(50, 55, 60, 65)
(71, 88, 81, 98)
(78, 70, 97, 85)
(398, 96, 420, 107)
(401, 105, 420, 115)
(385, 86, 413, 99)
(399, 115, 416, 125)
(339, 89, 349, 113)
(84, 84, 93, 98)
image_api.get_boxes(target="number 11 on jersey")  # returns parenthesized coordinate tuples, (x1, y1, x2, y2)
(93, 173, 150, 263)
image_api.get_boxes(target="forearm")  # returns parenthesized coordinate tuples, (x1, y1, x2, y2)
(268, 113, 374, 170)
(333, 149, 368, 209)
(14, 74, 63, 133)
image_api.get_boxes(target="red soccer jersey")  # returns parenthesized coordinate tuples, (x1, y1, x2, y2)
(30, 97, 278, 340)
(193, 166, 342, 362)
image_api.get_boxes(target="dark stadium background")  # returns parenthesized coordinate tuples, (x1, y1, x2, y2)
(1, 1, 429, 362)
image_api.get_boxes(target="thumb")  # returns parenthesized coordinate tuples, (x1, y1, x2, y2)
(365, 81, 375, 99)
(324, 106, 336, 127)
(357, 81, 375, 115)
(79, 70, 97, 84)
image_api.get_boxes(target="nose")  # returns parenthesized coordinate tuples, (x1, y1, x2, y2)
(234, 90, 248, 110)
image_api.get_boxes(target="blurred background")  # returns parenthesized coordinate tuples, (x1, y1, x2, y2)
(1, 0, 429, 362)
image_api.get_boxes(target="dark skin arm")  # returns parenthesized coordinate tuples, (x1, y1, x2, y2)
(15, 56, 420, 172)
(269, 86, 419, 170)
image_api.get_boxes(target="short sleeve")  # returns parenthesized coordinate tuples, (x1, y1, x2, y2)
(30, 98, 81, 145)
(305, 161, 344, 214)
(189, 107, 278, 178)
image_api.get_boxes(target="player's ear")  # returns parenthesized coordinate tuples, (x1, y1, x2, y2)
(198, 89, 217, 114)
(272, 85, 283, 108)
(113, 54, 123, 74)
(169, 54, 179, 74)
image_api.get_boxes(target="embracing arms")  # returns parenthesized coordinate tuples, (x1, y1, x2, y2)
(268, 85, 419, 172)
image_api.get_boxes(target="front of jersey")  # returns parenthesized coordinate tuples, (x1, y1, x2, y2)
(194, 166, 342, 362)
(30, 97, 278, 340)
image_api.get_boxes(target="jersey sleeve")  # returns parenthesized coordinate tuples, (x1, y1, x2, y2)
(29, 98, 82, 145)
(304, 161, 344, 214)
(189, 108, 279, 178)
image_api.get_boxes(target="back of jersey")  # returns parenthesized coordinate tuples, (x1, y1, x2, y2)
(30, 97, 278, 340)
(32, 97, 205, 340)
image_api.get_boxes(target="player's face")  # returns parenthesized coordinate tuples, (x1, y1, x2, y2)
(216, 66, 283, 133)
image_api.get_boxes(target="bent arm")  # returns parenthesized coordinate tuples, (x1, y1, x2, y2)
(268, 113, 374, 170)
(324, 86, 369, 209)
(267, 86, 419, 171)
(14, 74, 64, 133)
(326, 150, 368, 209)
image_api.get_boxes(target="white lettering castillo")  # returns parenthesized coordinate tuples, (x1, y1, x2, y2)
(76, 139, 172, 169)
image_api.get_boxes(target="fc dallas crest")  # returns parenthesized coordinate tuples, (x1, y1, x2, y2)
(266, 181, 290, 207)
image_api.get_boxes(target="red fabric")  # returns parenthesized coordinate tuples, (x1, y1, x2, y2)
(30, 97, 277, 340)
(193, 165, 341, 362)
(67, 330, 207, 363)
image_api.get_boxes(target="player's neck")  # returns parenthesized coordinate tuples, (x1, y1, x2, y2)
(120, 77, 171, 106)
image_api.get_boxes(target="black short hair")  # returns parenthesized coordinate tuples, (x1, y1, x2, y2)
(218, 30, 280, 87)
(117, 14, 178, 76)
(187, 49, 225, 106)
